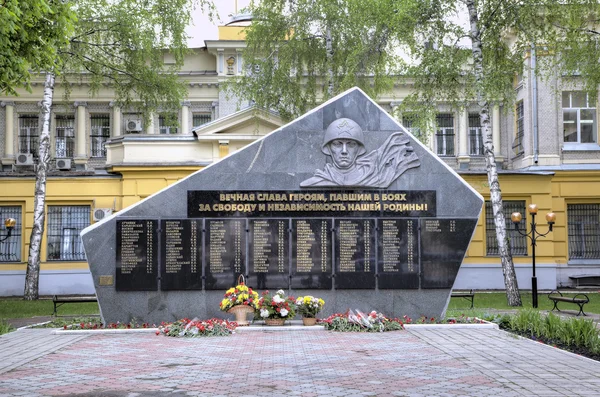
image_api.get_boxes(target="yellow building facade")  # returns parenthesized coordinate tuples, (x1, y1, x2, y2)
(1, 17, 599, 295)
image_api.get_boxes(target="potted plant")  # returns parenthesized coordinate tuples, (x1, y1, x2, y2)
(258, 289, 296, 326)
(295, 296, 325, 326)
(219, 277, 259, 326)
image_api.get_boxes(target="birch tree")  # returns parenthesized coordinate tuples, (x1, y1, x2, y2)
(394, 0, 600, 305)
(224, 0, 401, 120)
(19, 0, 216, 300)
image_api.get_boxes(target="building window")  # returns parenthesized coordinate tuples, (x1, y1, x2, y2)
(486, 200, 527, 256)
(402, 115, 421, 137)
(513, 101, 524, 155)
(0, 206, 21, 262)
(193, 113, 212, 128)
(90, 114, 110, 157)
(55, 115, 75, 158)
(18, 115, 39, 159)
(562, 91, 597, 144)
(567, 204, 600, 259)
(435, 113, 455, 156)
(468, 113, 484, 156)
(47, 206, 90, 261)
(159, 115, 178, 134)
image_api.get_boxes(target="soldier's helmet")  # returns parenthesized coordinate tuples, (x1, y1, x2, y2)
(322, 118, 367, 156)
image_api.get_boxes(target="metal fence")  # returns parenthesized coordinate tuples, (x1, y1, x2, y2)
(486, 201, 527, 256)
(568, 204, 600, 259)
(0, 206, 21, 262)
(46, 206, 90, 261)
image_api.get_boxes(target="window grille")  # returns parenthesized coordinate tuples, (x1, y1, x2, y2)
(435, 114, 455, 156)
(486, 201, 527, 256)
(159, 115, 178, 134)
(47, 206, 90, 261)
(0, 206, 22, 262)
(193, 113, 211, 128)
(18, 115, 39, 159)
(55, 115, 75, 158)
(567, 204, 600, 259)
(562, 91, 597, 144)
(468, 113, 484, 156)
(90, 114, 110, 157)
(513, 101, 524, 155)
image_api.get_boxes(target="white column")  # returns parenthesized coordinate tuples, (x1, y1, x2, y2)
(492, 104, 502, 160)
(1, 102, 15, 163)
(75, 102, 87, 159)
(217, 49, 225, 76)
(146, 113, 155, 134)
(110, 102, 121, 137)
(458, 108, 469, 167)
(181, 101, 190, 135)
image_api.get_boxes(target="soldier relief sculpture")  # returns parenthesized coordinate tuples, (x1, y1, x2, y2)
(300, 118, 421, 188)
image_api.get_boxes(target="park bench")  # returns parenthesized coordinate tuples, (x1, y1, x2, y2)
(451, 289, 475, 309)
(52, 295, 98, 315)
(547, 290, 589, 316)
(569, 274, 600, 288)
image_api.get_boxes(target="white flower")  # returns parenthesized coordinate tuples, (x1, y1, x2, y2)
(272, 295, 284, 304)
(260, 309, 270, 318)
(276, 289, 285, 295)
(296, 297, 303, 305)
(280, 308, 288, 317)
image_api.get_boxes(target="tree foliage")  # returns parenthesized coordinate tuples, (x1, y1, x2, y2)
(225, 0, 402, 120)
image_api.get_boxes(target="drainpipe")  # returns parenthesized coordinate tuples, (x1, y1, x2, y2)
(531, 44, 539, 164)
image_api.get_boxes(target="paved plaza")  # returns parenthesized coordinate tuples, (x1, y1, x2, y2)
(0, 327, 599, 396)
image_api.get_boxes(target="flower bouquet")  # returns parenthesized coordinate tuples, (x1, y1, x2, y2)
(295, 296, 325, 325)
(258, 289, 296, 325)
(219, 278, 259, 326)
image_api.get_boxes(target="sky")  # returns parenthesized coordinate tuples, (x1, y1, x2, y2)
(187, 0, 252, 47)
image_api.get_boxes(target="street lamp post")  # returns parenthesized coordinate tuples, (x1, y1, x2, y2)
(511, 204, 555, 309)
(0, 218, 16, 243)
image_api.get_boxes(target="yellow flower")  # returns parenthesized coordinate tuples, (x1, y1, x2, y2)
(318, 298, 325, 306)
(226, 288, 235, 294)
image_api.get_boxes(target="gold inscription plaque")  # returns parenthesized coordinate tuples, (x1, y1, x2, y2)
(99, 275, 114, 286)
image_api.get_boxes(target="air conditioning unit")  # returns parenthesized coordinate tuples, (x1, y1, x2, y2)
(126, 119, 142, 132)
(93, 208, 113, 222)
(16, 153, 34, 166)
(56, 158, 72, 170)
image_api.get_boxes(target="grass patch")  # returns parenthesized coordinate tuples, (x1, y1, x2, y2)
(0, 298, 100, 319)
(0, 319, 13, 335)
(448, 291, 600, 314)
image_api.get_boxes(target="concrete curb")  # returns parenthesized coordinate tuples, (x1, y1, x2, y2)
(54, 328, 158, 335)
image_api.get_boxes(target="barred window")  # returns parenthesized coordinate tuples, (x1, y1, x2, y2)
(468, 113, 484, 156)
(90, 114, 110, 157)
(562, 91, 597, 144)
(486, 201, 527, 256)
(47, 206, 90, 261)
(193, 113, 211, 128)
(159, 115, 178, 134)
(402, 115, 421, 137)
(567, 204, 600, 259)
(513, 101, 524, 155)
(55, 115, 75, 158)
(0, 206, 22, 262)
(435, 114, 455, 156)
(18, 115, 39, 159)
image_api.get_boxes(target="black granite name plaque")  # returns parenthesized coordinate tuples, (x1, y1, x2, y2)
(291, 219, 332, 289)
(420, 219, 477, 288)
(116, 220, 158, 291)
(160, 219, 202, 290)
(377, 219, 419, 289)
(188, 190, 436, 218)
(334, 219, 376, 289)
(248, 219, 290, 290)
(205, 219, 246, 290)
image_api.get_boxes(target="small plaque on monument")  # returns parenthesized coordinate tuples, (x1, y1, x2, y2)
(377, 219, 419, 289)
(291, 219, 332, 289)
(248, 219, 290, 290)
(160, 219, 202, 290)
(116, 219, 158, 291)
(334, 219, 375, 289)
(205, 219, 246, 290)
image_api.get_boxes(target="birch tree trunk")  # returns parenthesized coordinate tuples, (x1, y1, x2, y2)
(466, 0, 522, 306)
(325, 24, 334, 97)
(24, 72, 55, 300)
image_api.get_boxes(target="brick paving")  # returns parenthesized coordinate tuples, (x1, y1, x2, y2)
(0, 327, 599, 396)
